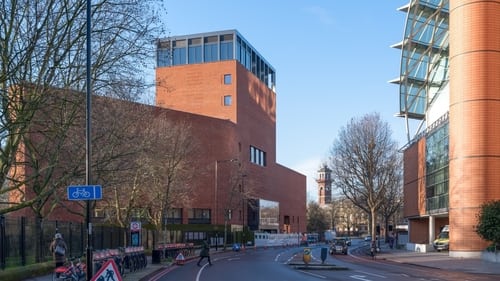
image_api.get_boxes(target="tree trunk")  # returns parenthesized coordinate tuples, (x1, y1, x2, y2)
(36, 217, 44, 263)
(370, 208, 377, 242)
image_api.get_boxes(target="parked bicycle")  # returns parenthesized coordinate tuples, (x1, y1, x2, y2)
(123, 246, 147, 273)
(94, 249, 125, 277)
(52, 257, 86, 281)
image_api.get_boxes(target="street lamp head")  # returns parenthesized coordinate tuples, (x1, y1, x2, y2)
(216, 158, 239, 164)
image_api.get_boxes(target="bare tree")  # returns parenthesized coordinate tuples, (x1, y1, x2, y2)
(141, 117, 199, 248)
(329, 112, 401, 242)
(93, 108, 199, 247)
(378, 172, 403, 241)
(0, 0, 165, 215)
(221, 162, 252, 250)
(306, 201, 329, 235)
(326, 202, 340, 231)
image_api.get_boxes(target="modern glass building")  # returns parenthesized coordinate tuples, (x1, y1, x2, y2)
(393, 0, 500, 257)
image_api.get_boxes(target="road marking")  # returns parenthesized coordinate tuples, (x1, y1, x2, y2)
(350, 275, 373, 281)
(196, 263, 208, 281)
(297, 270, 327, 279)
(356, 270, 386, 278)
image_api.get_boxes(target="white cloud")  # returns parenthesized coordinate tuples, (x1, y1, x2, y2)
(291, 156, 325, 203)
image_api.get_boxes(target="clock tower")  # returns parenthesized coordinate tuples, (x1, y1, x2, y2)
(317, 165, 332, 206)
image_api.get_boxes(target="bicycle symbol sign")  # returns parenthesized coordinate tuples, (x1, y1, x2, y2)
(67, 185, 102, 201)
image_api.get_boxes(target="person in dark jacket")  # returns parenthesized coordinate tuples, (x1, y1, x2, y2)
(197, 240, 212, 266)
(50, 233, 68, 268)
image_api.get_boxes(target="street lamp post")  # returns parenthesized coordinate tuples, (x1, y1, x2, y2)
(214, 158, 238, 249)
(85, 1, 93, 279)
(241, 174, 247, 229)
(214, 159, 238, 225)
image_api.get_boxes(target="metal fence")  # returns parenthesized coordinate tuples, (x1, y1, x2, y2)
(0, 216, 154, 270)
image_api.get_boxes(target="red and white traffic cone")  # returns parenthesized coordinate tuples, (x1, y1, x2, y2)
(175, 252, 185, 265)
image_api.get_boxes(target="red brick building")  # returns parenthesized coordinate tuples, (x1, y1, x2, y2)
(153, 30, 307, 234)
(7, 30, 306, 237)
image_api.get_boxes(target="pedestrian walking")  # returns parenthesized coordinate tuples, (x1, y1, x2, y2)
(50, 233, 68, 268)
(197, 240, 212, 266)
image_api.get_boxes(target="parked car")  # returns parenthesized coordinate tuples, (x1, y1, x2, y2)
(329, 238, 348, 255)
(232, 243, 241, 252)
(364, 235, 372, 242)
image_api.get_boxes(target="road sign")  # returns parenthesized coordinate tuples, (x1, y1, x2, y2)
(130, 221, 141, 232)
(67, 185, 102, 200)
(90, 259, 122, 281)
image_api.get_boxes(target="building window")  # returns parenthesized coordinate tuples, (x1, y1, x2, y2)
(172, 40, 187, 65)
(188, 38, 202, 64)
(224, 74, 232, 84)
(184, 232, 207, 241)
(166, 208, 183, 224)
(204, 36, 218, 62)
(157, 48, 170, 67)
(188, 208, 211, 224)
(223, 95, 232, 106)
(250, 145, 266, 167)
(425, 121, 449, 213)
(220, 34, 234, 60)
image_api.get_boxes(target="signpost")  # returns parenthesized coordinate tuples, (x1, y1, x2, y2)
(67, 185, 102, 201)
(67, 184, 102, 280)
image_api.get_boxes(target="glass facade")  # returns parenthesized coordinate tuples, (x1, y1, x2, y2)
(425, 118, 449, 213)
(156, 30, 276, 91)
(397, 0, 449, 119)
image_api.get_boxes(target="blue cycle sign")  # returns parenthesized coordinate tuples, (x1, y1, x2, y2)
(67, 185, 102, 200)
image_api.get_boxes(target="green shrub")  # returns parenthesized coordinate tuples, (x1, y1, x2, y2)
(0, 262, 53, 281)
(475, 200, 500, 252)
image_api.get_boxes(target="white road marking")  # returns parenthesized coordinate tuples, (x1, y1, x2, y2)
(275, 253, 281, 262)
(356, 270, 386, 278)
(297, 270, 327, 279)
(350, 275, 373, 281)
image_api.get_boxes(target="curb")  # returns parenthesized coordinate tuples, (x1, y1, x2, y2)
(288, 263, 348, 270)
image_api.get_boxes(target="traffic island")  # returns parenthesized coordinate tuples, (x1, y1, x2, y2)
(289, 247, 348, 270)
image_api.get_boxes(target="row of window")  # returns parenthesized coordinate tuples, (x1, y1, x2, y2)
(425, 121, 449, 213)
(223, 73, 232, 106)
(250, 145, 266, 167)
(156, 31, 276, 91)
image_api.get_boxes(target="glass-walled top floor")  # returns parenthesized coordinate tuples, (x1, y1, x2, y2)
(156, 30, 276, 91)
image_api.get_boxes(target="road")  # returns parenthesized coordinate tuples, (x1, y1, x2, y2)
(150, 240, 498, 281)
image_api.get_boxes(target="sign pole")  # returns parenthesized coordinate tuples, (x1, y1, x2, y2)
(85, 0, 93, 279)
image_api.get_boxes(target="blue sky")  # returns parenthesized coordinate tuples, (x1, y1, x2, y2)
(162, 0, 409, 202)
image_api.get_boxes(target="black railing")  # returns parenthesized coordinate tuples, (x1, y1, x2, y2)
(0, 216, 153, 270)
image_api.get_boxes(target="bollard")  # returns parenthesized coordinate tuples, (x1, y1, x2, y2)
(321, 247, 327, 264)
(303, 247, 311, 264)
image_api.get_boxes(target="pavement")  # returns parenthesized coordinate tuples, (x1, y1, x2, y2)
(25, 244, 500, 280)
(374, 244, 500, 275)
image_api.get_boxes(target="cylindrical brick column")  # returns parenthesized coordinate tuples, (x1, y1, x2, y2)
(449, 0, 500, 256)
